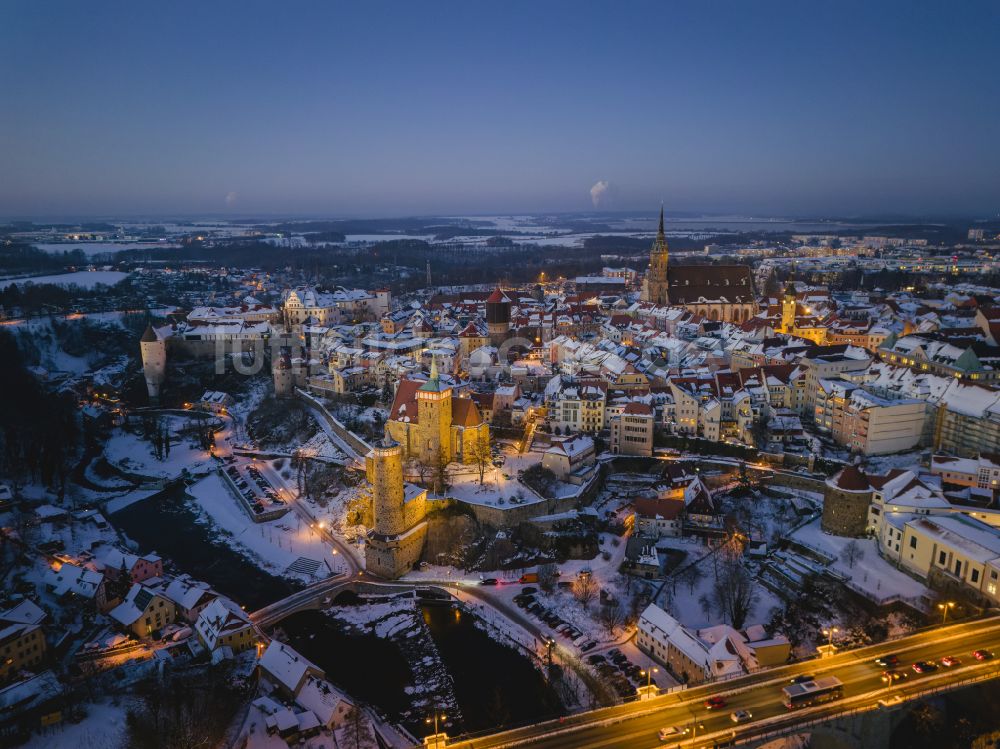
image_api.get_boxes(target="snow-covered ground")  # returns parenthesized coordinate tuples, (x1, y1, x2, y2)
(187, 472, 345, 581)
(791, 518, 931, 601)
(440, 448, 582, 507)
(654, 535, 784, 631)
(24, 699, 130, 749)
(104, 418, 216, 479)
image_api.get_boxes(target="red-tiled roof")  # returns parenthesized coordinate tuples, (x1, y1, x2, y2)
(831, 465, 871, 492)
(634, 497, 684, 521)
(452, 398, 483, 428)
(389, 379, 422, 422)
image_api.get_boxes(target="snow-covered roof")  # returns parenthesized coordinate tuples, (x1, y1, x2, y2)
(194, 597, 251, 651)
(259, 640, 322, 695)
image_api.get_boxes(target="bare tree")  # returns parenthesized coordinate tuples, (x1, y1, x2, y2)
(840, 539, 864, 569)
(470, 431, 493, 485)
(678, 563, 704, 595)
(710, 555, 759, 629)
(573, 574, 598, 610)
(600, 600, 625, 634)
(538, 562, 558, 593)
(340, 704, 373, 749)
(433, 454, 451, 495)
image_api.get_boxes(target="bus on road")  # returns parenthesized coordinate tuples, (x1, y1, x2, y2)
(782, 676, 844, 709)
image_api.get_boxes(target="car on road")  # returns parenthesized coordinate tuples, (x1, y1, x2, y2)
(658, 726, 686, 740)
(881, 670, 905, 683)
(704, 696, 726, 710)
(912, 661, 937, 674)
(789, 674, 815, 684)
(730, 710, 752, 724)
(479, 578, 498, 586)
(973, 649, 994, 661)
(940, 656, 961, 667)
(874, 654, 899, 667)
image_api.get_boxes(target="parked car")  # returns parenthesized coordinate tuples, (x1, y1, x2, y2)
(580, 640, 597, 652)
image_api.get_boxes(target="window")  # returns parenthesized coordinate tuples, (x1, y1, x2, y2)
(938, 551, 947, 565)
(972, 569, 980, 584)
(909, 537, 917, 549)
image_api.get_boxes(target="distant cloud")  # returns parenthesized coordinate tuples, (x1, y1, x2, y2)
(225, 191, 238, 207)
(590, 180, 614, 208)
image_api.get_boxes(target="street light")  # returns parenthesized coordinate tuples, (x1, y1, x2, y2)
(822, 627, 839, 648)
(938, 601, 955, 624)
(640, 667, 658, 691)
(545, 637, 556, 669)
(425, 708, 446, 749)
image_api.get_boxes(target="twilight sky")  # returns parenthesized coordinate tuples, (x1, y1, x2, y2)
(2, 1, 998, 219)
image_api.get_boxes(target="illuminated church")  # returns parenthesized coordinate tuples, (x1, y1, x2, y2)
(384, 359, 490, 468)
(641, 207, 757, 323)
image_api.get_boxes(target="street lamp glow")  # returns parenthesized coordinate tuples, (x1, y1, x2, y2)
(822, 627, 839, 647)
(938, 601, 955, 624)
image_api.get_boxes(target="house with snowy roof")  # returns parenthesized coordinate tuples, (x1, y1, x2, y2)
(637, 603, 789, 685)
(161, 575, 218, 624)
(94, 545, 163, 585)
(0, 601, 47, 682)
(258, 640, 325, 700)
(44, 562, 111, 611)
(108, 583, 176, 640)
(194, 597, 255, 653)
(542, 435, 596, 480)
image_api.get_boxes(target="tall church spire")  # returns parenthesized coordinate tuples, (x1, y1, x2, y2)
(642, 205, 670, 306)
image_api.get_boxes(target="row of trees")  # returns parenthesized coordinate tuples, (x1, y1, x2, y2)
(0, 330, 80, 496)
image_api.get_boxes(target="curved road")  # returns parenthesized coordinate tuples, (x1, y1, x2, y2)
(446, 616, 1000, 749)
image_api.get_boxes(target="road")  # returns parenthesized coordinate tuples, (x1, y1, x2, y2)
(447, 616, 1000, 749)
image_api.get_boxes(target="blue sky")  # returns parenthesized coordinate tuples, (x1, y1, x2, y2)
(1, 1, 998, 218)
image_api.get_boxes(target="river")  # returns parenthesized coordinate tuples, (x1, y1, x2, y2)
(110, 482, 297, 610)
(110, 485, 563, 734)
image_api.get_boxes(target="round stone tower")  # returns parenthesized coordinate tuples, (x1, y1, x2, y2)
(821, 465, 873, 537)
(485, 287, 511, 344)
(272, 349, 294, 398)
(140, 324, 166, 404)
(370, 439, 406, 537)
